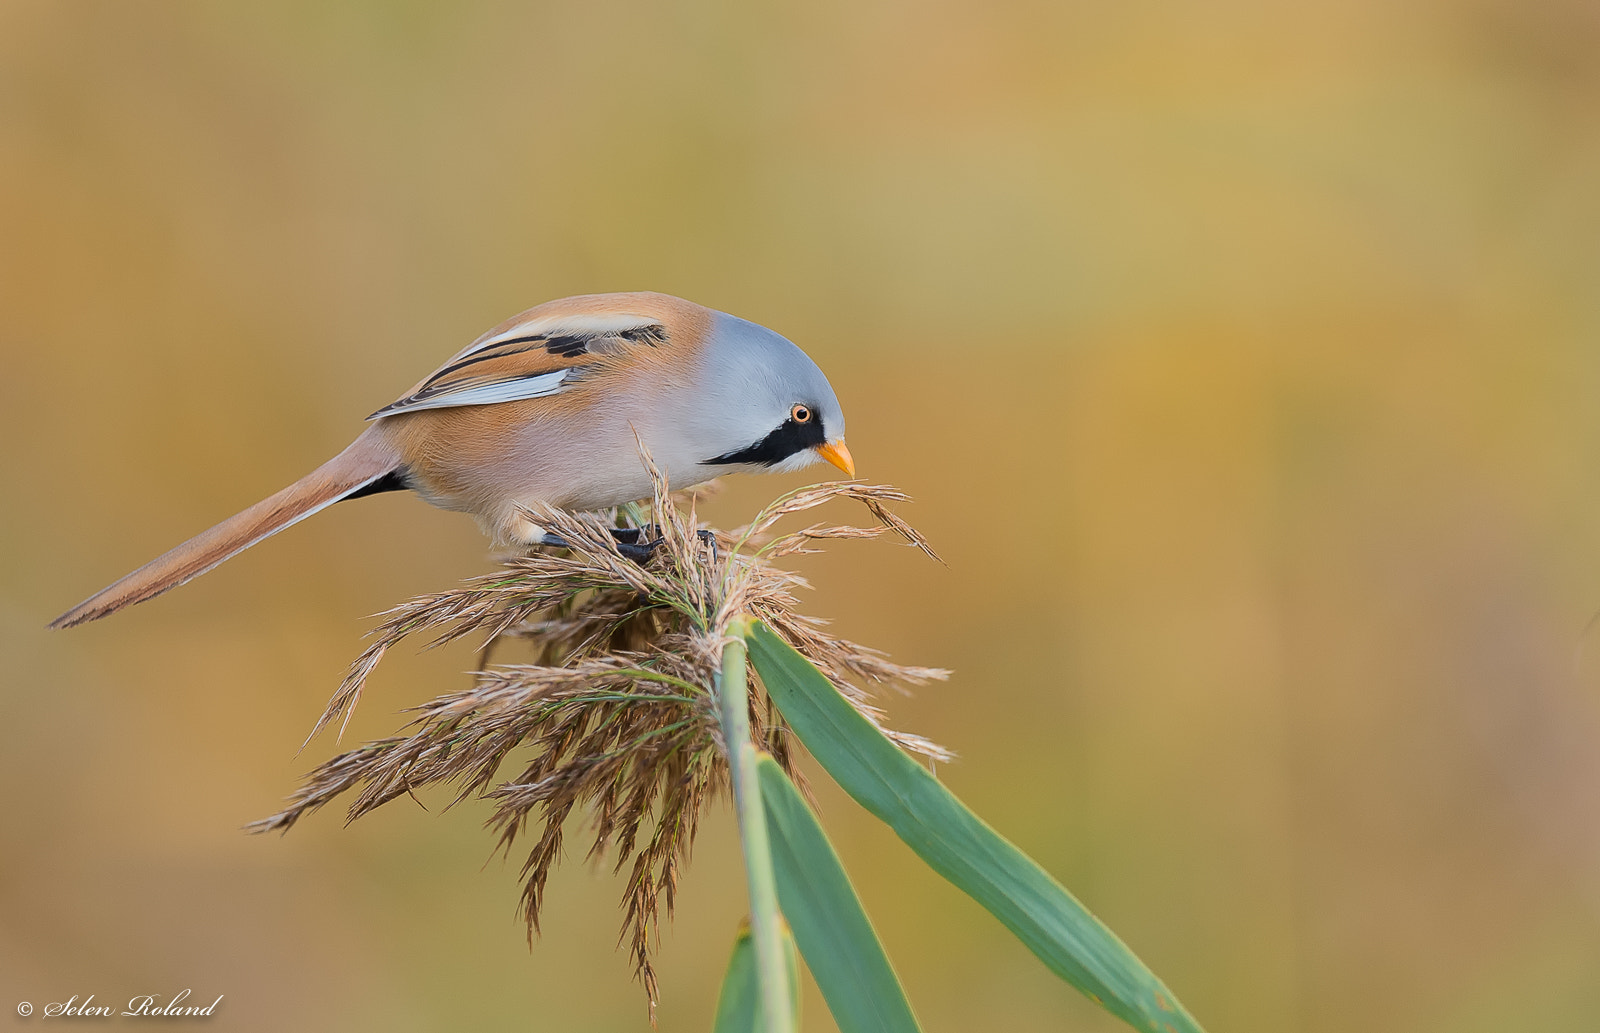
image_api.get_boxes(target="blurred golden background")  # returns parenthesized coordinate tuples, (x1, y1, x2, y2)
(5, 2, 1600, 1030)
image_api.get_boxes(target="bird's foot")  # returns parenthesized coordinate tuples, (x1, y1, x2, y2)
(535, 527, 660, 562)
(611, 526, 719, 562)
(536, 527, 718, 565)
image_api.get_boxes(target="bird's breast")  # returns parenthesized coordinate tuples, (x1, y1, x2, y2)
(375, 394, 719, 526)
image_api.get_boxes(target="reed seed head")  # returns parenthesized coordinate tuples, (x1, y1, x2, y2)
(249, 450, 948, 1020)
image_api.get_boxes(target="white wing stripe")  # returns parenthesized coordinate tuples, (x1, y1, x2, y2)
(372, 369, 570, 417)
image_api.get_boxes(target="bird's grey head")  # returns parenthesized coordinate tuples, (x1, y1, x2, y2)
(691, 311, 853, 476)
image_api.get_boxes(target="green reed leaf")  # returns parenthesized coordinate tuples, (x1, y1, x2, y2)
(745, 622, 1205, 1033)
(712, 920, 800, 1033)
(757, 754, 922, 1033)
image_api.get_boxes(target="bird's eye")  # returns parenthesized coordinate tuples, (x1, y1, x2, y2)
(791, 404, 812, 424)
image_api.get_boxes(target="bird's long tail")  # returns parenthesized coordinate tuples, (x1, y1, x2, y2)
(50, 427, 403, 629)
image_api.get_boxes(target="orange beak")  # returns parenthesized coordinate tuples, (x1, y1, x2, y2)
(815, 439, 856, 477)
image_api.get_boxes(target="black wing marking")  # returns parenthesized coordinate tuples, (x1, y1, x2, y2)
(366, 322, 669, 420)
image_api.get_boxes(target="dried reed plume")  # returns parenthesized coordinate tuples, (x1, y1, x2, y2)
(248, 448, 949, 1018)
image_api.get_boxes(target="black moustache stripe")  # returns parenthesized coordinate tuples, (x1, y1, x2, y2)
(704, 415, 827, 467)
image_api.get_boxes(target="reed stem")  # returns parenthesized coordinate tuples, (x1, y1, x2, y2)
(718, 618, 791, 1033)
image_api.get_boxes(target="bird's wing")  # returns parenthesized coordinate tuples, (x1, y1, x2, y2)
(368, 314, 670, 419)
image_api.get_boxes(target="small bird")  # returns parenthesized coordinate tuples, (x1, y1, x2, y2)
(51, 292, 854, 629)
